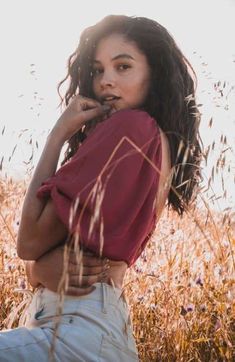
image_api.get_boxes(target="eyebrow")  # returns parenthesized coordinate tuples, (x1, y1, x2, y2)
(93, 53, 135, 64)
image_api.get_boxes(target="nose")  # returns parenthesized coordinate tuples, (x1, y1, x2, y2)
(99, 70, 115, 89)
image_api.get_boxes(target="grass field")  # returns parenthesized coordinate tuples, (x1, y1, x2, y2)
(0, 173, 234, 361)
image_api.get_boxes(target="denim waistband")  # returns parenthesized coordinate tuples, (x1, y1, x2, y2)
(39, 282, 124, 310)
(24, 282, 130, 325)
(21, 282, 135, 351)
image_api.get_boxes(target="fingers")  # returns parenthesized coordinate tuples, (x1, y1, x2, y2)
(80, 104, 111, 124)
(54, 95, 111, 142)
(72, 95, 101, 109)
(72, 95, 111, 119)
(68, 264, 106, 275)
(69, 272, 108, 287)
(66, 249, 110, 289)
(69, 250, 109, 267)
(68, 258, 110, 276)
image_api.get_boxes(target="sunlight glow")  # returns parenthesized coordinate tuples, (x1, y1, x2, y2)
(0, 0, 234, 210)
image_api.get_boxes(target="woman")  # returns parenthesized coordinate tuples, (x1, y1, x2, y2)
(0, 15, 202, 361)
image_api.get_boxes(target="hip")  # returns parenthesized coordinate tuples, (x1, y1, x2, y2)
(23, 282, 139, 360)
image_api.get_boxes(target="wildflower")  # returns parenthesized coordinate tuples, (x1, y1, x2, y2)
(149, 303, 156, 310)
(200, 304, 206, 312)
(134, 266, 142, 273)
(180, 306, 187, 316)
(186, 304, 194, 312)
(19, 279, 26, 289)
(196, 277, 203, 287)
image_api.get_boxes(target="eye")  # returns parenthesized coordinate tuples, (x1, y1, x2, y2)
(92, 68, 103, 76)
(117, 64, 131, 71)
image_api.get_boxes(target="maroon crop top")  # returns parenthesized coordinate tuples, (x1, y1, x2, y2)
(37, 109, 162, 267)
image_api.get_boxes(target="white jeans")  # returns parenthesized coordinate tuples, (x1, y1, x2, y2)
(0, 283, 139, 361)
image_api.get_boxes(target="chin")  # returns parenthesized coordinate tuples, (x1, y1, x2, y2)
(109, 104, 130, 115)
(109, 106, 119, 116)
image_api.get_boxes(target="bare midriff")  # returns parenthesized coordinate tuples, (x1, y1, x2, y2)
(105, 260, 128, 289)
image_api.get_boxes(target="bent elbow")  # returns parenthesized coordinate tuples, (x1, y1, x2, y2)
(17, 249, 33, 261)
(17, 238, 38, 260)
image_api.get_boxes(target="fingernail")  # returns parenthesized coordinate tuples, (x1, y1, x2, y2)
(104, 264, 110, 271)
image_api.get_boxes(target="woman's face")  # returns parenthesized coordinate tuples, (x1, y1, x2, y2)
(92, 33, 151, 115)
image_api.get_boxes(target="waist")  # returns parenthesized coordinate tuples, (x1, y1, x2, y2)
(24, 282, 129, 328)
(41, 282, 123, 304)
(105, 259, 128, 289)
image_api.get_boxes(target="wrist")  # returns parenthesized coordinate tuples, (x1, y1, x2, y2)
(48, 126, 67, 146)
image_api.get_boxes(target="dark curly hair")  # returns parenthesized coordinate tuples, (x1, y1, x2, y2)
(57, 15, 203, 216)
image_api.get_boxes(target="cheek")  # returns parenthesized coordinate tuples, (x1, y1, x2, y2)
(140, 78, 151, 98)
(134, 78, 150, 101)
(92, 79, 100, 96)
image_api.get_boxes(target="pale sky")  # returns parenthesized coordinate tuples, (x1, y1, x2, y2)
(0, 0, 234, 211)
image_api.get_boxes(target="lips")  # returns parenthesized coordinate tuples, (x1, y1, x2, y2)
(101, 95, 120, 103)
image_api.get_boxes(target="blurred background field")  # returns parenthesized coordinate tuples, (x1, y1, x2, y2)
(1, 0, 235, 360)
(0, 175, 234, 361)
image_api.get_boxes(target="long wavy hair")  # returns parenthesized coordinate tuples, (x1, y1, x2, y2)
(57, 15, 203, 216)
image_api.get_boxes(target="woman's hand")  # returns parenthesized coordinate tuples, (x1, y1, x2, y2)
(26, 245, 110, 296)
(53, 95, 111, 142)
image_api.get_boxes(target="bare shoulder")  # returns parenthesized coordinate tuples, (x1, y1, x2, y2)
(156, 128, 172, 218)
(159, 128, 171, 174)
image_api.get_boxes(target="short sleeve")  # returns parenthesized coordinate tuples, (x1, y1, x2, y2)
(37, 109, 162, 266)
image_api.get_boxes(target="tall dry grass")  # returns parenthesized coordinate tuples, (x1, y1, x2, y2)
(0, 171, 234, 361)
(0, 75, 235, 360)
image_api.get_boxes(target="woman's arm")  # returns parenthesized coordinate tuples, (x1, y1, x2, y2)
(25, 246, 110, 295)
(17, 96, 110, 260)
(25, 260, 41, 288)
(17, 131, 68, 260)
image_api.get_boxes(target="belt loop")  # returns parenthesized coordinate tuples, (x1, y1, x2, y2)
(101, 282, 107, 314)
(121, 289, 132, 338)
